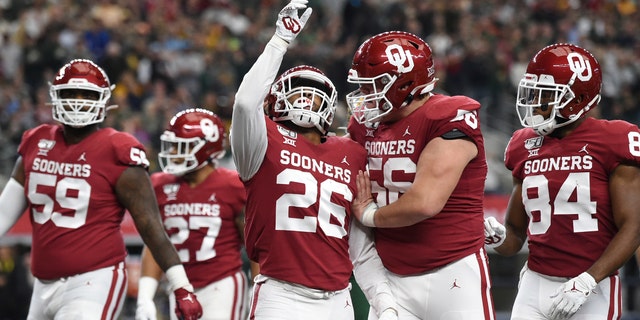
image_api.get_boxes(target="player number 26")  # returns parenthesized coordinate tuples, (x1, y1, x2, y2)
(275, 168, 350, 238)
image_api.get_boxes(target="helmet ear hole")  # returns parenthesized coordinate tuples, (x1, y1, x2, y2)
(399, 80, 413, 91)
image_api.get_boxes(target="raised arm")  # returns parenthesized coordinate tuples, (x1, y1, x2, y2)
(230, 0, 312, 181)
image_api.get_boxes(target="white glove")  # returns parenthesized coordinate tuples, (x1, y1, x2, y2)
(548, 272, 597, 319)
(373, 289, 397, 319)
(135, 276, 159, 320)
(483, 216, 506, 248)
(275, 0, 312, 43)
(378, 308, 398, 320)
(135, 297, 157, 320)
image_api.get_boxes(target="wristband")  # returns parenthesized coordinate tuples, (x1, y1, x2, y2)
(269, 34, 290, 50)
(362, 202, 378, 227)
(165, 265, 192, 292)
(137, 276, 159, 301)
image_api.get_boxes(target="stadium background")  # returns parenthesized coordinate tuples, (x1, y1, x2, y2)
(0, 0, 639, 319)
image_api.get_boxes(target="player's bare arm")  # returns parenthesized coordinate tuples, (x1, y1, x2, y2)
(139, 246, 164, 280)
(584, 164, 640, 282)
(234, 210, 260, 280)
(116, 166, 182, 270)
(234, 210, 247, 241)
(493, 178, 528, 256)
(136, 245, 163, 319)
(357, 137, 477, 228)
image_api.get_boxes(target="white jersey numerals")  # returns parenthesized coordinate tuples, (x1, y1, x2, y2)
(275, 168, 350, 238)
(164, 216, 222, 262)
(628, 131, 640, 156)
(368, 156, 416, 206)
(130, 147, 150, 167)
(522, 172, 597, 235)
(28, 172, 91, 229)
(451, 110, 478, 130)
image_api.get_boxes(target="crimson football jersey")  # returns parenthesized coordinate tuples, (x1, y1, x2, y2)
(151, 168, 246, 289)
(18, 124, 150, 279)
(505, 117, 640, 277)
(348, 94, 487, 275)
(243, 118, 368, 291)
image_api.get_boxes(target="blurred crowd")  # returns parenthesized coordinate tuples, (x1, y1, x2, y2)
(0, 0, 639, 193)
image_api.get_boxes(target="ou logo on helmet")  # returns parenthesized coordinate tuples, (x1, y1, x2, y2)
(200, 118, 220, 142)
(385, 44, 414, 73)
(567, 52, 592, 82)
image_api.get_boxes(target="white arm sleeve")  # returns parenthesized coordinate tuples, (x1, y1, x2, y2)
(137, 276, 159, 301)
(349, 219, 397, 316)
(0, 178, 27, 236)
(230, 35, 289, 181)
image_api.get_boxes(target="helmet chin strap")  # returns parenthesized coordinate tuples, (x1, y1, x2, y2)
(400, 93, 414, 108)
(534, 120, 556, 136)
(400, 79, 437, 108)
(289, 110, 326, 135)
(527, 114, 557, 136)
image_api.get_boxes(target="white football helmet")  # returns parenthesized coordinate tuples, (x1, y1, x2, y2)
(158, 108, 227, 176)
(49, 59, 115, 127)
(266, 65, 337, 135)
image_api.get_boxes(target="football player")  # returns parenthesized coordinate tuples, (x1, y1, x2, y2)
(348, 31, 496, 319)
(230, 1, 396, 319)
(136, 108, 251, 320)
(0, 59, 202, 320)
(485, 43, 640, 319)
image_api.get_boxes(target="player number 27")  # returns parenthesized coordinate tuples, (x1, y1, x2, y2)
(522, 172, 597, 235)
(275, 168, 350, 238)
(164, 216, 221, 262)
